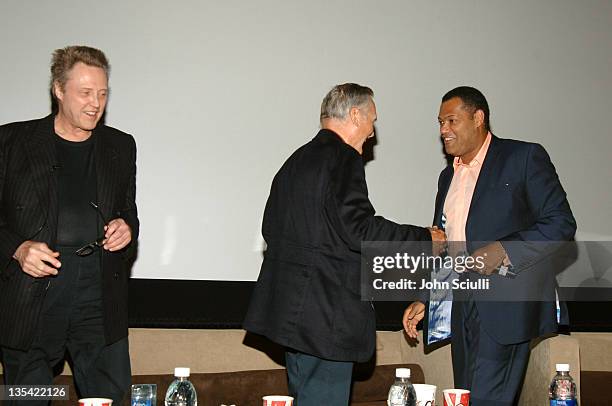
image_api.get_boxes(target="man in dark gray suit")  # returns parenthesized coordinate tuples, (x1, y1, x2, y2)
(0, 46, 138, 405)
(244, 83, 445, 405)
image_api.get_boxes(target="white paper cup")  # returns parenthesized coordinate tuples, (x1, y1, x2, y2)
(262, 395, 294, 406)
(414, 384, 437, 405)
(443, 389, 470, 406)
(78, 398, 113, 406)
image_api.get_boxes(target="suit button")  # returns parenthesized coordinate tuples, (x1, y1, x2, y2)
(114, 272, 119, 279)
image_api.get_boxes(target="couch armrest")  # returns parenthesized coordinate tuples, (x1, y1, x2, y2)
(519, 334, 580, 405)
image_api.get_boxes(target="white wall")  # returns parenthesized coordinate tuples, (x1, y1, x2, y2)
(1, 0, 610, 280)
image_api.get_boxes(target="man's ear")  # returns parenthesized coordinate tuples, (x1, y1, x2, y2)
(53, 81, 64, 102)
(473, 109, 485, 129)
(349, 106, 361, 126)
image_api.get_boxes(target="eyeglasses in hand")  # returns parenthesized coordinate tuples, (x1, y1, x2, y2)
(75, 202, 109, 257)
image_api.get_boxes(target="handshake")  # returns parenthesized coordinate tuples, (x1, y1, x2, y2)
(425, 226, 510, 276)
(427, 226, 447, 257)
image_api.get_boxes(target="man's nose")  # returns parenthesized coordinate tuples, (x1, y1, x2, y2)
(90, 94, 100, 108)
(440, 123, 449, 136)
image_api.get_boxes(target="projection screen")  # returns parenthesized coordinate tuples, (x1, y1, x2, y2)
(1, 0, 611, 281)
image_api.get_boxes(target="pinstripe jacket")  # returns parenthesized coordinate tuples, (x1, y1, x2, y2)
(0, 115, 139, 350)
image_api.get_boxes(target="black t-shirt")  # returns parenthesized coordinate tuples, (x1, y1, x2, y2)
(54, 134, 99, 247)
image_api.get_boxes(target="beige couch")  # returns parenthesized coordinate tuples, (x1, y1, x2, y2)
(129, 329, 581, 405)
(0, 329, 582, 405)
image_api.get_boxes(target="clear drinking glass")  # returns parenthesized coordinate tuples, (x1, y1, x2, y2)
(131, 384, 157, 406)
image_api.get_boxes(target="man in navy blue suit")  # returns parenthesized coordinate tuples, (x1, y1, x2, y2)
(403, 86, 576, 405)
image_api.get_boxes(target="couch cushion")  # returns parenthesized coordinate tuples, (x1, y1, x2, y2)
(131, 363, 424, 405)
(1, 363, 424, 406)
(150, 369, 288, 406)
(581, 370, 611, 406)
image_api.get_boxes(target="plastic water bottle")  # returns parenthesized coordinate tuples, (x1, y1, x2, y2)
(387, 368, 416, 406)
(549, 363, 577, 406)
(165, 367, 198, 406)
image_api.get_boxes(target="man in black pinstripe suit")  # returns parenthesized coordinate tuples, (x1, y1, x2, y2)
(0, 46, 138, 405)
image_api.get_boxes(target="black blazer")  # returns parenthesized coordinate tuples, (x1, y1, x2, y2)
(431, 135, 576, 345)
(0, 115, 139, 350)
(244, 129, 431, 362)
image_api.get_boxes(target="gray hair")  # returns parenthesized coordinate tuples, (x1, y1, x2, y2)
(320, 83, 374, 121)
(50, 45, 110, 95)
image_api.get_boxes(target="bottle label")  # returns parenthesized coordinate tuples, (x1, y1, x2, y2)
(132, 400, 152, 406)
(550, 400, 577, 406)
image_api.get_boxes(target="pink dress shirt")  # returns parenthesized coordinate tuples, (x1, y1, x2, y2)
(443, 132, 492, 253)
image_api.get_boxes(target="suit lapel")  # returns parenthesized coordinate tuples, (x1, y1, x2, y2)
(465, 135, 502, 240)
(94, 127, 119, 219)
(433, 166, 454, 227)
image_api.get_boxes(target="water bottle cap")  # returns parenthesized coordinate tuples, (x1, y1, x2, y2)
(174, 367, 191, 377)
(556, 364, 570, 372)
(395, 368, 411, 378)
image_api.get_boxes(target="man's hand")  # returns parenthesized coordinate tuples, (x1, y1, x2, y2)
(428, 226, 447, 257)
(13, 241, 61, 278)
(103, 218, 132, 251)
(402, 301, 425, 339)
(469, 241, 506, 275)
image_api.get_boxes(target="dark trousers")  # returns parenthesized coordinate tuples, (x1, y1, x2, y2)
(285, 350, 353, 406)
(1, 249, 131, 406)
(451, 300, 531, 406)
